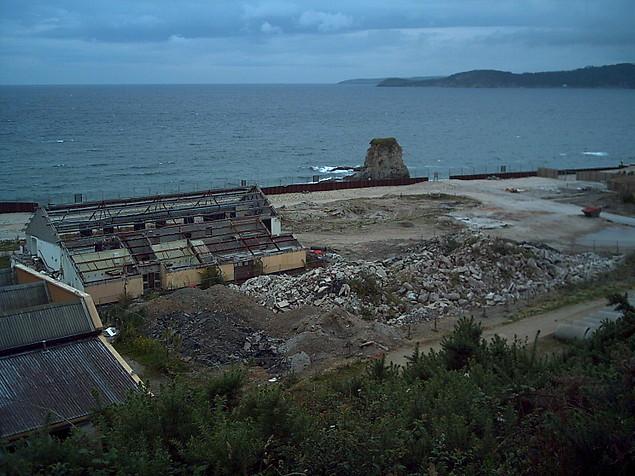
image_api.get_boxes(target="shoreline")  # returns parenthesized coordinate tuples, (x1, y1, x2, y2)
(0, 162, 630, 210)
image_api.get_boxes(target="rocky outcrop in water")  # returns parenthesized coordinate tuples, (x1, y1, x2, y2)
(351, 138, 410, 180)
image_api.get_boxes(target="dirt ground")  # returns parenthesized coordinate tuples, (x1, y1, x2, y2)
(386, 290, 634, 367)
(270, 176, 635, 257)
(4, 176, 634, 377)
(137, 286, 403, 375)
(551, 187, 635, 217)
(279, 193, 477, 259)
(0, 213, 31, 241)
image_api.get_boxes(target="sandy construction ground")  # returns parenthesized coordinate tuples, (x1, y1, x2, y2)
(270, 176, 635, 257)
(0, 213, 31, 241)
(1, 177, 633, 253)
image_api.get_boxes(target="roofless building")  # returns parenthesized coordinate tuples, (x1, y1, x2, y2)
(25, 187, 305, 304)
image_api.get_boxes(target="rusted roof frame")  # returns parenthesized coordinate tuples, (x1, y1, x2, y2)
(46, 187, 265, 230)
(51, 198, 271, 233)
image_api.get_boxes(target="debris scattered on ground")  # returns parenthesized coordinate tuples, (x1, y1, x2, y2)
(280, 194, 477, 234)
(450, 215, 510, 230)
(269, 307, 402, 373)
(139, 286, 402, 374)
(142, 287, 287, 372)
(235, 232, 621, 326)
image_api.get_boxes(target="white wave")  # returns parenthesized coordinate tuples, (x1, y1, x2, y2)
(582, 151, 608, 157)
(310, 165, 354, 174)
(56, 139, 64, 143)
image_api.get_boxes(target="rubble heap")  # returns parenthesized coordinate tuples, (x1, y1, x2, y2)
(145, 310, 286, 371)
(235, 233, 621, 325)
(142, 286, 286, 372)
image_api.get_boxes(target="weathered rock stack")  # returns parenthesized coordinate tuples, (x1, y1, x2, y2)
(351, 137, 410, 180)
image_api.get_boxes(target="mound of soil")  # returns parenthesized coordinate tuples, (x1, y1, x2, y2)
(139, 286, 404, 374)
(270, 306, 403, 372)
(143, 285, 275, 325)
(142, 286, 284, 371)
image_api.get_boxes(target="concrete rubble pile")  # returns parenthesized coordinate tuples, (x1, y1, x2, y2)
(235, 232, 621, 325)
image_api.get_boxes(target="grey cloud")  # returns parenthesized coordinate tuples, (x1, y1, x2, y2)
(0, 0, 634, 84)
(2, 0, 630, 42)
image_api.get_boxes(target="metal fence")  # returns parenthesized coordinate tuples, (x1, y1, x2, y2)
(3, 162, 630, 207)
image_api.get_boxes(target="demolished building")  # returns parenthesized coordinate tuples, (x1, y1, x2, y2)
(0, 264, 141, 441)
(24, 187, 306, 304)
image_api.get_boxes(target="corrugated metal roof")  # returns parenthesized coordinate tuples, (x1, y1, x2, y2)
(0, 302, 95, 352)
(0, 269, 13, 287)
(0, 338, 139, 439)
(0, 282, 49, 313)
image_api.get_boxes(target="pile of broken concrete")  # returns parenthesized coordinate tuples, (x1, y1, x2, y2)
(234, 233, 620, 325)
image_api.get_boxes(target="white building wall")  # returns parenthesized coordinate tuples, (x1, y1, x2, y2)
(60, 248, 85, 291)
(34, 238, 62, 272)
(270, 217, 282, 236)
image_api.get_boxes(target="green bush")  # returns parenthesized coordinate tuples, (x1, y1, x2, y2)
(349, 272, 382, 305)
(5, 300, 635, 475)
(204, 367, 245, 409)
(440, 315, 483, 370)
(199, 265, 224, 289)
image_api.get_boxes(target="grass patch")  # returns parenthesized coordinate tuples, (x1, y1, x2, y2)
(0, 256, 10, 269)
(115, 336, 184, 375)
(369, 137, 397, 146)
(107, 305, 185, 375)
(0, 240, 19, 252)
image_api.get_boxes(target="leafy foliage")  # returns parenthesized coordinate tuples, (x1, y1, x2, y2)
(349, 272, 382, 305)
(4, 299, 635, 475)
(199, 266, 224, 289)
(107, 306, 183, 374)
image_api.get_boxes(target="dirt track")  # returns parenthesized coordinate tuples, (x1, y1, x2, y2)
(387, 291, 633, 366)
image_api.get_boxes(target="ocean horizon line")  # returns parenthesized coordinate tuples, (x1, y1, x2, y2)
(0, 82, 341, 87)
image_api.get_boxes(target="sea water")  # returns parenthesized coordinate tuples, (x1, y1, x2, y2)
(1, 84, 634, 203)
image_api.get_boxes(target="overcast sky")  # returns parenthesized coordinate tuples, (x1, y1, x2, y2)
(1, 0, 634, 84)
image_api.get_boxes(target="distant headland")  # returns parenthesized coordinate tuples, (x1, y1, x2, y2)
(343, 64, 635, 89)
(337, 76, 442, 86)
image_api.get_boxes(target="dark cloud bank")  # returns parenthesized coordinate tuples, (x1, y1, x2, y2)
(1, 0, 633, 84)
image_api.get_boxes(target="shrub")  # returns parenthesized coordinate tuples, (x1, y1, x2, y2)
(200, 266, 224, 289)
(366, 354, 399, 381)
(402, 344, 443, 383)
(204, 367, 245, 409)
(440, 316, 483, 370)
(5, 301, 635, 476)
(349, 272, 382, 304)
